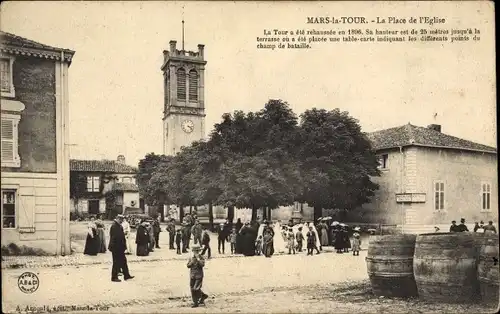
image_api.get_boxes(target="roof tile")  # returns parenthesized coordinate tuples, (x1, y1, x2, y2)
(367, 124, 497, 153)
(70, 159, 137, 174)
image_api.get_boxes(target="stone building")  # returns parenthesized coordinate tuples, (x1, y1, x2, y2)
(69, 156, 140, 218)
(364, 123, 497, 233)
(1, 31, 75, 255)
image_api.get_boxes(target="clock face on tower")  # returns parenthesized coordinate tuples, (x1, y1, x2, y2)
(181, 120, 194, 133)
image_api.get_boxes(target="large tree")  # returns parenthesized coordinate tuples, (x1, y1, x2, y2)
(209, 100, 302, 220)
(297, 108, 380, 222)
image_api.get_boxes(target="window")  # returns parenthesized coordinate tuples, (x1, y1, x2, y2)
(434, 181, 445, 210)
(377, 154, 388, 169)
(177, 68, 186, 101)
(481, 183, 491, 211)
(87, 176, 100, 192)
(1, 57, 15, 97)
(1, 114, 21, 168)
(2, 190, 16, 228)
(188, 69, 198, 102)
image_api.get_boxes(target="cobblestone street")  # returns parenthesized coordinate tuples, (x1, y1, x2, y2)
(2, 248, 369, 313)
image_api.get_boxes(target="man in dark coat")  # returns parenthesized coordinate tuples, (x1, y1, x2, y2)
(457, 218, 469, 232)
(153, 214, 162, 249)
(108, 215, 134, 282)
(449, 220, 459, 232)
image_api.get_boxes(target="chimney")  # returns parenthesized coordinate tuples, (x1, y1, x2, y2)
(169, 40, 177, 54)
(117, 155, 126, 164)
(197, 44, 205, 59)
(427, 124, 442, 133)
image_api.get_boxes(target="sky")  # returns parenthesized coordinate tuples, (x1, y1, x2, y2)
(1, 1, 496, 166)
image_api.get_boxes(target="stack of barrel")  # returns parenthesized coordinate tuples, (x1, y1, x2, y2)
(366, 232, 499, 305)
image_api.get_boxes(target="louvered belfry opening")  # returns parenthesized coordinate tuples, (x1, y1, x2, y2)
(177, 67, 186, 101)
(189, 69, 198, 102)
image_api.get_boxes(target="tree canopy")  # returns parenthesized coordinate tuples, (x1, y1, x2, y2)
(139, 99, 380, 222)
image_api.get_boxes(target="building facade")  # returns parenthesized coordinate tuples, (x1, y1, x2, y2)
(364, 123, 498, 233)
(161, 40, 206, 156)
(1, 31, 74, 255)
(69, 156, 140, 218)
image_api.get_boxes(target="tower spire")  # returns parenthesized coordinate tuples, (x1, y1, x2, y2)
(181, 6, 185, 51)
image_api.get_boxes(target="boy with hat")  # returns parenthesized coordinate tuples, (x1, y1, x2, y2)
(175, 228, 182, 254)
(187, 244, 209, 307)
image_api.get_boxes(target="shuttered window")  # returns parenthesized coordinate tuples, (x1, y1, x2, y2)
(2, 190, 16, 228)
(177, 68, 186, 101)
(1, 115, 21, 167)
(1, 119, 14, 161)
(189, 69, 198, 102)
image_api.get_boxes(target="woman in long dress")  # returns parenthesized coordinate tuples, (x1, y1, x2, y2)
(122, 217, 133, 254)
(83, 216, 99, 256)
(273, 221, 287, 253)
(136, 220, 150, 256)
(320, 221, 329, 247)
(95, 216, 107, 253)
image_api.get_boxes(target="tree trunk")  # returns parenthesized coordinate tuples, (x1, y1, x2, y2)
(268, 207, 272, 221)
(208, 203, 214, 231)
(251, 206, 257, 222)
(227, 206, 235, 223)
(189, 205, 193, 214)
(159, 202, 165, 222)
(262, 206, 267, 220)
(313, 206, 322, 224)
(179, 205, 185, 222)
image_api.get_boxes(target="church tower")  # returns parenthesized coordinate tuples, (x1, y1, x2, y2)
(161, 39, 206, 156)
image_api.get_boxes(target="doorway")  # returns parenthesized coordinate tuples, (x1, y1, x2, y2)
(88, 199, 100, 215)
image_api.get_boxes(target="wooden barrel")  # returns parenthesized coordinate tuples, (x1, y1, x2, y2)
(365, 234, 418, 297)
(477, 235, 499, 304)
(413, 232, 480, 303)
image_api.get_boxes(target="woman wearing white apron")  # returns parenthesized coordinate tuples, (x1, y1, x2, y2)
(122, 217, 133, 254)
(273, 221, 287, 253)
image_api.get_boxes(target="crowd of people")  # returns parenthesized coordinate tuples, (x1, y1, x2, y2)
(447, 218, 497, 234)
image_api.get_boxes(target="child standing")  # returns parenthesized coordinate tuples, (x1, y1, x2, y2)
(229, 228, 237, 254)
(255, 235, 263, 255)
(296, 227, 304, 252)
(351, 227, 361, 256)
(175, 229, 182, 254)
(187, 244, 209, 308)
(287, 228, 296, 255)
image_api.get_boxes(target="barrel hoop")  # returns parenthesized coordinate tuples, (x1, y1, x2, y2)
(478, 277, 500, 285)
(415, 280, 476, 286)
(413, 258, 477, 261)
(368, 272, 414, 278)
(366, 257, 413, 261)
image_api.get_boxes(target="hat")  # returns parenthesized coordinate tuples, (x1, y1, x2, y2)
(116, 214, 124, 219)
(480, 221, 484, 224)
(354, 227, 361, 231)
(460, 218, 465, 223)
(191, 244, 202, 251)
(451, 220, 456, 223)
(317, 217, 322, 221)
